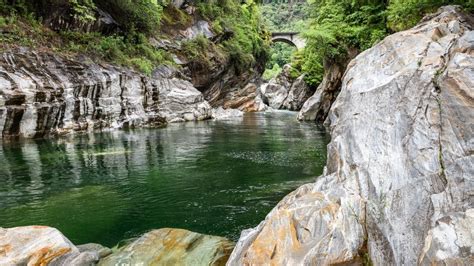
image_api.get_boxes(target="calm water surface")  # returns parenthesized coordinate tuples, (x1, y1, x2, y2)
(0, 111, 329, 246)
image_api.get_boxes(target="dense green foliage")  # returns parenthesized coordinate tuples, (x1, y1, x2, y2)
(196, 0, 269, 71)
(95, 0, 163, 34)
(261, 2, 309, 80)
(0, 0, 269, 75)
(294, 0, 474, 86)
(386, 0, 473, 31)
(261, 1, 309, 32)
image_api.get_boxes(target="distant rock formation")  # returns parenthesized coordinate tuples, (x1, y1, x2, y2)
(260, 64, 313, 111)
(228, 6, 474, 265)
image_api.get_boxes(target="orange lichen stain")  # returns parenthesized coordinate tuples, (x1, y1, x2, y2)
(29, 246, 71, 266)
(321, 203, 340, 216)
(31, 226, 49, 229)
(0, 244, 12, 256)
(288, 217, 302, 252)
(309, 191, 325, 201)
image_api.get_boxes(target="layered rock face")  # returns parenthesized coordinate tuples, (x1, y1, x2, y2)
(0, 50, 211, 138)
(228, 6, 473, 265)
(99, 228, 234, 266)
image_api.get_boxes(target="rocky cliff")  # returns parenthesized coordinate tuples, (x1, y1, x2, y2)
(0, 49, 212, 139)
(0, 2, 268, 139)
(259, 65, 313, 111)
(228, 6, 473, 265)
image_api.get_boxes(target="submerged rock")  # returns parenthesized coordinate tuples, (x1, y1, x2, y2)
(77, 243, 112, 259)
(0, 226, 100, 266)
(229, 6, 474, 265)
(211, 107, 243, 120)
(99, 228, 234, 266)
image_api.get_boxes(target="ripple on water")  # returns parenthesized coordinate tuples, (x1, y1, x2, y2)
(0, 112, 329, 246)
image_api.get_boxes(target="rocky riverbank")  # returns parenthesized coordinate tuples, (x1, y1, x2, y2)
(0, 1, 267, 139)
(1, 4, 472, 266)
(228, 5, 474, 265)
(0, 226, 234, 266)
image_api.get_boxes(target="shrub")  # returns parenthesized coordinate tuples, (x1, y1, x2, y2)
(387, 0, 474, 31)
(130, 57, 154, 75)
(262, 63, 282, 81)
(96, 0, 163, 34)
(70, 0, 96, 23)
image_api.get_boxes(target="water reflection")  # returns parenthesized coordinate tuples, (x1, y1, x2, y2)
(0, 111, 329, 246)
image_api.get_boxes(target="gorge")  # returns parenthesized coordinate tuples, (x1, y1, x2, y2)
(1, 1, 473, 266)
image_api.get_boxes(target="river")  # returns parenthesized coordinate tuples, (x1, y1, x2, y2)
(0, 111, 329, 247)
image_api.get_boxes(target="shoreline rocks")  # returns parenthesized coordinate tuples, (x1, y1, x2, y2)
(99, 228, 234, 266)
(228, 6, 474, 265)
(211, 107, 244, 120)
(0, 226, 234, 266)
(0, 226, 103, 265)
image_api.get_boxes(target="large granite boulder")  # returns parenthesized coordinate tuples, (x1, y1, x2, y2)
(0, 50, 211, 138)
(228, 6, 473, 265)
(154, 67, 212, 123)
(260, 66, 311, 111)
(260, 82, 288, 109)
(99, 228, 234, 266)
(272, 64, 294, 89)
(222, 83, 267, 112)
(0, 226, 101, 266)
(281, 74, 313, 111)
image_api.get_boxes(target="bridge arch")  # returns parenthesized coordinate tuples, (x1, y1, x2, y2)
(271, 32, 305, 50)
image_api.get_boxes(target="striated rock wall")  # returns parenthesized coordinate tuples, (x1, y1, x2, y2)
(0, 49, 211, 139)
(228, 6, 473, 265)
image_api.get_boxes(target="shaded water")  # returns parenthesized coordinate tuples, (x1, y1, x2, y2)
(0, 111, 329, 247)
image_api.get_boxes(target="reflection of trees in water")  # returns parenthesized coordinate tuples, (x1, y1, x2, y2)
(0, 112, 330, 245)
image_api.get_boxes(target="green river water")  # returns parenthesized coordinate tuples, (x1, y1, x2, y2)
(0, 111, 329, 247)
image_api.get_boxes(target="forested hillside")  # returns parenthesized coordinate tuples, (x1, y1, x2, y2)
(0, 0, 269, 76)
(260, 1, 309, 80)
(293, 0, 474, 86)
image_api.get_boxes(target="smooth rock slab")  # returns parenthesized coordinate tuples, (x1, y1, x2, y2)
(0, 226, 99, 266)
(211, 107, 244, 120)
(99, 228, 234, 266)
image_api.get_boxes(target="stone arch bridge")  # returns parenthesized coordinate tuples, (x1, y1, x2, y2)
(271, 32, 305, 49)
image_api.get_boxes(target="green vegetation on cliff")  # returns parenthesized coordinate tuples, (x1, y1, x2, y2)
(0, 0, 269, 75)
(261, 1, 309, 80)
(292, 0, 474, 86)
